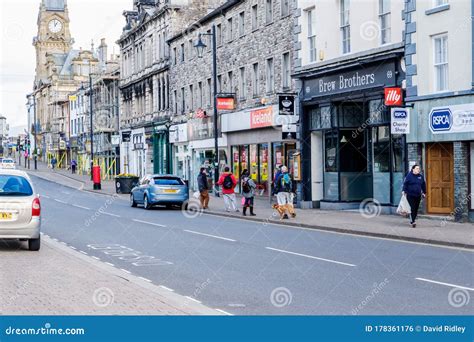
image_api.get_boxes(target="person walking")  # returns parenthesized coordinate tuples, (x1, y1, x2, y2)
(197, 167, 210, 209)
(272, 165, 283, 196)
(402, 164, 426, 228)
(71, 159, 77, 174)
(51, 157, 57, 170)
(216, 166, 238, 212)
(241, 169, 256, 216)
(274, 166, 295, 219)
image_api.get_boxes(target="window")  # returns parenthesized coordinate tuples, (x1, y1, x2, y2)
(252, 63, 259, 96)
(282, 52, 291, 89)
(188, 39, 194, 59)
(307, 8, 317, 62)
(281, 0, 290, 16)
(217, 75, 223, 93)
(198, 82, 203, 108)
(173, 90, 178, 114)
(266, 0, 273, 24)
(216, 24, 222, 46)
(228, 71, 234, 92)
(207, 78, 212, 107)
(434, 35, 448, 91)
(239, 12, 245, 37)
(180, 43, 185, 63)
(340, 0, 350, 54)
(379, 0, 391, 45)
(172, 47, 177, 64)
(180, 87, 185, 113)
(435, 0, 448, 6)
(227, 17, 233, 41)
(239, 67, 246, 99)
(252, 5, 258, 30)
(189, 84, 194, 110)
(266, 58, 274, 93)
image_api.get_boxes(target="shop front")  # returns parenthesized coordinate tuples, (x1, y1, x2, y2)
(407, 98, 474, 222)
(222, 104, 298, 197)
(130, 127, 147, 178)
(299, 55, 406, 210)
(169, 123, 190, 181)
(188, 116, 227, 191)
(152, 124, 170, 175)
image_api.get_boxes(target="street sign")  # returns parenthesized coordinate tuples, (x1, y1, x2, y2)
(279, 95, 295, 115)
(430, 108, 452, 133)
(69, 95, 78, 101)
(391, 108, 410, 134)
(385, 87, 403, 106)
(122, 131, 131, 143)
(216, 96, 235, 110)
(111, 135, 120, 146)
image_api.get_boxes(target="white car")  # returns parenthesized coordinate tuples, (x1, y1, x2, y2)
(1, 158, 16, 169)
(0, 170, 41, 251)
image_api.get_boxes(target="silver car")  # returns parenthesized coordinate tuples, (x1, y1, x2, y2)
(0, 170, 41, 251)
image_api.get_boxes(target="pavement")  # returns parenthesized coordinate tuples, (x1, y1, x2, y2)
(2, 162, 472, 315)
(22, 162, 474, 249)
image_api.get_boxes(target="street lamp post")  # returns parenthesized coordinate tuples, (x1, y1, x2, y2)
(26, 94, 38, 170)
(195, 25, 220, 187)
(89, 74, 94, 181)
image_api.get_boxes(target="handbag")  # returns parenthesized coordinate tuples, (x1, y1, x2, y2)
(241, 196, 246, 206)
(397, 194, 412, 216)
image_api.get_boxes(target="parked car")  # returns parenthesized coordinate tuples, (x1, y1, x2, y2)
(1, 158, 16, 169)
(0, 170, 41, 251)
(130, 175, 189, 210)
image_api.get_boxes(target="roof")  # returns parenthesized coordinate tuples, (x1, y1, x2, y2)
(0, 169, 30, 178)
(59, 50, 80, 76)
(44, 0, 65, 11)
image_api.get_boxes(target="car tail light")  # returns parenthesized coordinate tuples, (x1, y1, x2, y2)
(32, 197, 41, 217)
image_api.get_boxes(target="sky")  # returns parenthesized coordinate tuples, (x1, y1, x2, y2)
(0, 0, 131, 132)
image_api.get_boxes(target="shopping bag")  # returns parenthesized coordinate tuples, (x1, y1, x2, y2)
(397, 194, 411, 216)
(193, 191, 200, 199)
(241, 197, 246, 206)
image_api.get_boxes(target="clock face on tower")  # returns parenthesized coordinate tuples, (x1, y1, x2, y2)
(48, 19, 63, 33)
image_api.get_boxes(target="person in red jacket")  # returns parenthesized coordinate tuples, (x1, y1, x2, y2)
(216, 166, 239, 212)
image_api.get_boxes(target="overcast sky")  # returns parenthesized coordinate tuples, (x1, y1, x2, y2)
(0, 0, 130, 131)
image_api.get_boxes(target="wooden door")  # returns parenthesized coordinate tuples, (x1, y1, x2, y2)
(426, 143, 454, 214)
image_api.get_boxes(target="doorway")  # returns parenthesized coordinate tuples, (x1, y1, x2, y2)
(426, 143, 454, 214)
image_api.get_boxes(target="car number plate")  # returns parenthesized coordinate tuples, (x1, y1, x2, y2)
(0, 212, 12, 220)
(164, 189, 178, 193)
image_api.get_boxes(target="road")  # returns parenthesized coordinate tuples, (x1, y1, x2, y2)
(30, 174, 474, 315)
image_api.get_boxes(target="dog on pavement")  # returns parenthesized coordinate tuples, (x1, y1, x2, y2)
(272, 203, 296, 220)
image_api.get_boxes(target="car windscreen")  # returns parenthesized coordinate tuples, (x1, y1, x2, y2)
(2, 160, 14, 163)
(0, 175, 33, 196)
(153, 177, 185, 186)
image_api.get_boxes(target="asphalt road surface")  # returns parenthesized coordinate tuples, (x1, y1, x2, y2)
(30, 175, 474, 315)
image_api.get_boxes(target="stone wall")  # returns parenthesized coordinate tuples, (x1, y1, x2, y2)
(453, 141, 470, 222)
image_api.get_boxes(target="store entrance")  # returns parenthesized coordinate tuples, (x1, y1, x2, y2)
(426, 143, 454, 214)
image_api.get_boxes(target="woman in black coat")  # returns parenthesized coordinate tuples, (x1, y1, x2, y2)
(402, 164, 426, 228)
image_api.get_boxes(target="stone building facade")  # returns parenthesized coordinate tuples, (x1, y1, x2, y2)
(168, 0, 297, 194)
(117, 0, 219, 177)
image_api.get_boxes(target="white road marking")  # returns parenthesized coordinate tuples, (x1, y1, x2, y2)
(415, 278, 474, 291)
(70, 246, 77, 250)
(138, 276, 152, 283)
(184, 230, 236, 242)
(42, 195, 50, 199)
(265, 247, 356, 267)
(91, 256, 100, 261)
(132, 219, 167, 228)
(185, 296, 202, 304)
(79, 251, 88, 255)
(120, 268, 132, 274)
(105, 262, 115, 267)
(101, 212, 120, 218)
(54, 199, 67, 204)
(159, 285, 174, 292)
(51, 238, 58, 242)
(72, 204, 91, 210)
(216, 309, 233, 316)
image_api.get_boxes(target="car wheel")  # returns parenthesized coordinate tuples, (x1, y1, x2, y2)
(130, 194, 137, 207)
(143, 195, 151, 210)
(28, 236, 41, 251)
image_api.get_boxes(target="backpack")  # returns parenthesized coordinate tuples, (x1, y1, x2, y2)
(223, 174, 233, 189)
(242, 177, 251, 193)
(280, 174, 292, 192)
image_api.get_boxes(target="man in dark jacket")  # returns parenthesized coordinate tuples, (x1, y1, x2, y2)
(402, 164, 426, 228)
(197, 168, 210, 209)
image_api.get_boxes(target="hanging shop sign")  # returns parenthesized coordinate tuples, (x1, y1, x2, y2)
(429, 103, 474, 134)
(216, 96, 235, 111)
(122, 131, 131, 143)
(385, 87, 403, 106)
(111, 135, 120, 146)
(279, 95, 295, 115)
(391, 108, 410, 134)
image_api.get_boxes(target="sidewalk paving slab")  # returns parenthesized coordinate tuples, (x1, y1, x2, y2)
(0, 235, 221, 315)
(22, 162, 474, 249)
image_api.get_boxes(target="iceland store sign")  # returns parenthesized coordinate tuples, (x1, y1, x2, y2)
(429, 104, 474, 134)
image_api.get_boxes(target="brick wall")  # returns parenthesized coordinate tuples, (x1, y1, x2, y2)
(453, 141, 470, 222)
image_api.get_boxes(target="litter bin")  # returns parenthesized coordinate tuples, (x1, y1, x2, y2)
(115, 176, 139, 194)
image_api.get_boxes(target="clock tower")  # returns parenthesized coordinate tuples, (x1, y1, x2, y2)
(33, 0, 73, 83)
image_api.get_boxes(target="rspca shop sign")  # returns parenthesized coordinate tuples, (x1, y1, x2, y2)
(429, 104, 474, 134)
(391, 108, 410, 134)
